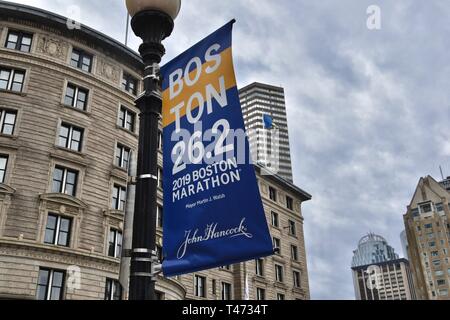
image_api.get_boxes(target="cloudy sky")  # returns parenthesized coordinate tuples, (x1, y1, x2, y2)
(10, 0, 450, 299)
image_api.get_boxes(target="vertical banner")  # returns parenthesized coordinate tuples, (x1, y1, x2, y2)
(161, 20, 273, 277)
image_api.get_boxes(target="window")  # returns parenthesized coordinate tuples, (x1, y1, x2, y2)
(157, 167, 163, 189)
(271, 212, 279, 227)
(118, 106, 135, 132)
(0, 67, 25, 92)
(436, 270, 444, 277)
(425, 223, 433, 229)
(256, 288, 265, 300)
(116, 144, 131, 170)
(158, 130, 163, 150)
(436, 203, 444, 212)
(5, 30, 33, 52)
(221, 282, 232, 300)
(286, 196, 294, 210)
(273, 237, 281, 253)
(0, 109, 17, 135)
(105, 279, 122, 300)
(70, 48, 93, 72)
(58, 123, 83, 152)
(439, 289, 448, 296)
(289, 220, 297, 236)
(411, 208, 420, 217)
(44, 214, 71, 247)
(52, 167, 78, 197)
(433, 260, 441, 267)
(429, 241, 436, 248)
(36, 268, 65, 300)
(431, 251, 439, 257)
(420, 203, 432, 213)
(212, 279, 217, 295)
(156, 205, 163, 228)
(437, 279, 446, 286)
(156, 245, 163, 262)
(121, 73, 137, 95)
(291, 245, 299, 261)
(112, 185, 127, 211)
(108, 229, 122, 258)
(256, 259, 264, 277)
(64, 84, 88, 110)
(277, 293, 285, 300)
(195, 275, 206, 298)
(275, 265, 284, 283)
(293, 271, 301, 288)
(0, 155, 8, 184)
(269, 186, 277, 202)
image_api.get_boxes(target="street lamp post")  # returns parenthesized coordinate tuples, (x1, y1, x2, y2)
(125, 0, 181, 300)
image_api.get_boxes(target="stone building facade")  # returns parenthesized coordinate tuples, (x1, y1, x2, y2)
(403, 176, 450, 300)
(0, 2, 311, 300)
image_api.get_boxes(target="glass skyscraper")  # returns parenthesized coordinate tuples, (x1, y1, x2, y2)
(352, 233, 399, 268)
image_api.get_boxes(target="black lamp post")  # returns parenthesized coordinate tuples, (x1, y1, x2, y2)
(125, 0, 181, 301)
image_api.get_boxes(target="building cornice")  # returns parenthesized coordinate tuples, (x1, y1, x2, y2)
(0, 1, 143, 71)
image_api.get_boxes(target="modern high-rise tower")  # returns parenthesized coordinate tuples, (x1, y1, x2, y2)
(351, 233, 417, 300)
(239, 82, 294, 182)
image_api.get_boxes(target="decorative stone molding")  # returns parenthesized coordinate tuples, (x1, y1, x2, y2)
(38, 193, 88, 249)
(39, 193, 88, 210)
(36, 35, 69, 61)
(103, 209, 125, 225)
(0, 239, 119, 274)
(0, 184, 15, 237)
(155, 275, 186, 300)
(110, 167, 129, 183)
(0, 184, 16, 196)
(96, 58, 120, 85)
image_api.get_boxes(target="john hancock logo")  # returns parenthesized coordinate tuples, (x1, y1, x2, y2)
(177, 218, 253, 259)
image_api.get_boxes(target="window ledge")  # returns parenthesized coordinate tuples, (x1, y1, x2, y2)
(274, 282, 287, 290)
(0, 139, 19, 150)
(60, 103, 91, 116)
(219, 268, 233, 274)
(0, 183, 16, 195)
(116, 124, 138, 138)
(292, 287, 305, 295)
(0, 89, 26, 97)
(50, 149, 90, 168)
(0, 133, 18, 141)
(253, 275, 268, 285)
(103, 209, 125, 223)
(68, 65, 93, 76)
(272, 255, 286, 264)
(54, 145, 86, 158)
(110, 166, 129, 182)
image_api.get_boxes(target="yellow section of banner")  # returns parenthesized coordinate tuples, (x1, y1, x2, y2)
(162, 47, 236, 128)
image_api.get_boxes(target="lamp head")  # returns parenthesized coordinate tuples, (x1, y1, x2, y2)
(126, 0, 181, 20)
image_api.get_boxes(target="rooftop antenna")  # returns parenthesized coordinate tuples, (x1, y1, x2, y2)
(125, 13, 130, 46)
(439, 165, 445, 180)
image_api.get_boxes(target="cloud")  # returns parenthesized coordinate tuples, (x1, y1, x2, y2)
(10, 0, 450, 299)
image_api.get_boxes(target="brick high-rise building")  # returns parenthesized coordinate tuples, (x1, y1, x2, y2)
(403, 176, 450, 300)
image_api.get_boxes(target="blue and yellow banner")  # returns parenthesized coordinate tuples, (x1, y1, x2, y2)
(161, 20, 274, 277)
